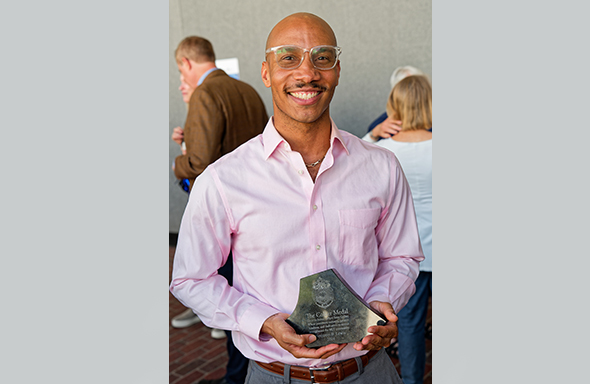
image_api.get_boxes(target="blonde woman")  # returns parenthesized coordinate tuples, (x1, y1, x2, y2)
(363, 75, 432, 384)
(366, 65, 425, 140)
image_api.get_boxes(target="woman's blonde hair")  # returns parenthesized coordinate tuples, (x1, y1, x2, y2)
(386, 75, 432, 131)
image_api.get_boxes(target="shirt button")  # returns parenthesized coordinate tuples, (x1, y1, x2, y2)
(316, 245, 321, 250)
(298, 170, 304, 175)
(313, 205, 318, 210)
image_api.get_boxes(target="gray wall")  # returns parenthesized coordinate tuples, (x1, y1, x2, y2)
(169, 0, 432, 233)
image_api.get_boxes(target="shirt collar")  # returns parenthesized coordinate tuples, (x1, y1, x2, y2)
(329, 120, 350, 156)
(197, 67, 219, 86)
(262, 117, 350, 161)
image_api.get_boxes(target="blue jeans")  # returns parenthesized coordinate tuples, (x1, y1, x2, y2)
(396, 271, 432, 384)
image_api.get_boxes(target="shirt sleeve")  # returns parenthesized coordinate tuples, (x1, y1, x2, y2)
(173, 89, 225, 181)
(169, 168, 279, 341)
(361, 132, 378, 143)
(365, 155, 425, 313)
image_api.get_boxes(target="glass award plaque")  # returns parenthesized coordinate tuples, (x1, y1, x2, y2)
(286, 268, 386, 348)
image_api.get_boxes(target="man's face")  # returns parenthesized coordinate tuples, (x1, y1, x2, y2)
(179, 74, 195, 104)
(177, 58, 199, 91)
(261, 19, 340, 126)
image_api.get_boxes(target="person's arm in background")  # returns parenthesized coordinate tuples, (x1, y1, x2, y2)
(363, 115, 403, 142)
(367, 112, 387, 133)
(171, 127, 186, 155)
(174, 89, 224, 180)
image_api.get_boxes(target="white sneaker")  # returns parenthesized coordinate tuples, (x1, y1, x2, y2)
(171, 308, 202, 328)
(210, 328, 226, 339)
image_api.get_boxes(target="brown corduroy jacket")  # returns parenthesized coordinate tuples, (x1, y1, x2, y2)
(174, 69, 268, 190)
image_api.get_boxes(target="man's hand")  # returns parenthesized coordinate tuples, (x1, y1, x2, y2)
(370, 117, 402, 140)
(172, 127, 184, 146)
(262, 313, 347, 359)
(353, 301, 398, 351)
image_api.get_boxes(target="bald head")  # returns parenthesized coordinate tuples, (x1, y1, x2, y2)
(266, 13, 337, 50)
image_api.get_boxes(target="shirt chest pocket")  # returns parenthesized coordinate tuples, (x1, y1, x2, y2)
(338, 208, 381, 266)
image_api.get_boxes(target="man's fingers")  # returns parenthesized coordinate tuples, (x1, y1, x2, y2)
(369, 301, 397, 320)
(264, 312, 347, 359)
(318, 343, 347, 359)
(283, 342, 345, 359)
(353, 301, 399, 351)
(368, 324, 395, 338)
(353, 338, 380, 351)
(283, 333, 315, 347)
(353, 332, 391, 351)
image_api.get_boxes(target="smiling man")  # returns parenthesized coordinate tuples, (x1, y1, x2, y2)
(170, 13, 424, 384)
(259, 14, 341, 182)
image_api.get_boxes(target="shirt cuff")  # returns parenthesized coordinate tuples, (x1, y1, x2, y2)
(238, 302, 281, 342)
(366, 274, 416, 314)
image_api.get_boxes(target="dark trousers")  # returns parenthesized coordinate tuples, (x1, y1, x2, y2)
(218, 255, 249, 384)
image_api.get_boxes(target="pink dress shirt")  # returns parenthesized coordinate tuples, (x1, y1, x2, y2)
(170, 118, 424, 367)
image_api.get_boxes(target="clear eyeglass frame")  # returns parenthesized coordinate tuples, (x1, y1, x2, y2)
(265, 45, 342, 70)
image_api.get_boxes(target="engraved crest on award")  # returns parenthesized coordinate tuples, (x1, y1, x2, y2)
(312, 276, 334, 308)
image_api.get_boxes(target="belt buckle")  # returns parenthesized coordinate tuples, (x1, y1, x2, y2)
(309, 363, 332, 383)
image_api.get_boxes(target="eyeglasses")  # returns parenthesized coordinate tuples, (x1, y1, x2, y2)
(265, 45, 342, 70)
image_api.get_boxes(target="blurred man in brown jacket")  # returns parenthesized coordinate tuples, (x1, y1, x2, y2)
(170, 36, 268, 384)
(172, 36, 268, 191)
